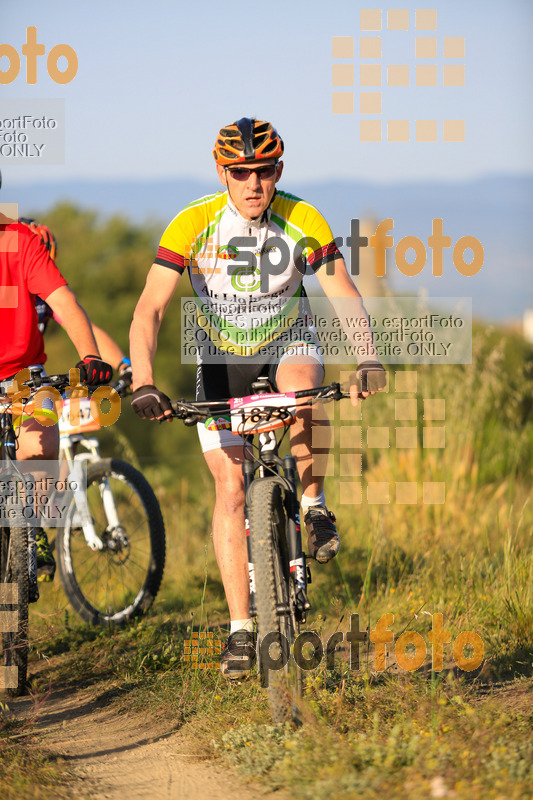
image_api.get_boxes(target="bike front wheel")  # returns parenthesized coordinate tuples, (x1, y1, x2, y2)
(0, 522, 29, 696)
(248, 478, 300, 724)
(56, 458, 166, 625)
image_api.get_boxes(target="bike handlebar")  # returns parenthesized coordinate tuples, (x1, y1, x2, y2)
(171, 382, 349, 425)
(110, 375, 132, 397)
(17, 371, 130, 397)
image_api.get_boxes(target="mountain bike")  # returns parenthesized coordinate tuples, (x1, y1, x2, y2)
(2, 367, 165, 631)
(172, 379, 348, 723)
(54, 373, 166, 626)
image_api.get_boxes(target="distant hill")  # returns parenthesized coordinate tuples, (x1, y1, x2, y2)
(4, 174, 532, 321)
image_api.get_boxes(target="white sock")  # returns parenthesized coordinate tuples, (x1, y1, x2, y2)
(230, 618, 254, 635)
(301, 491, 326, 512)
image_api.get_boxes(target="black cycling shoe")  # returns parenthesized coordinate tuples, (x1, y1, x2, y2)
(304, 506, 340, 564)
(36, 529, 56, 582)
(220, 630, 256, 680)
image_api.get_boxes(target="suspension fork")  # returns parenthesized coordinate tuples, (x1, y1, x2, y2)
(282, 455, 310, 620)
(243, 458, 257, 618)
(244, 429, 279, 618)
(60, 436, 104, 551)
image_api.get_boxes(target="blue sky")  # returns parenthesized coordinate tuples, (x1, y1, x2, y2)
(2, 0, 532, 185)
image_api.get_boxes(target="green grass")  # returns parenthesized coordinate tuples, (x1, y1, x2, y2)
(18, 612, 533, 800)
(0, 712, 73, 800)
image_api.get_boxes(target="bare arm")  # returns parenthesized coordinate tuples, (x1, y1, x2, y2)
(45, 285, 101, 359)
(92, 323, 126, 370)
(129, 264, 182, 390)
(315, 257, 384, 403)
(315, 257, 380, 362)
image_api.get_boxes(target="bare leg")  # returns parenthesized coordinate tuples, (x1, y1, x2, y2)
(203, 446, 250, 621)
(276, 359, 339, 562)
(15, 418, 60, 576)
(275, 359, 329, 494)
(206, 360, 330, 621)
(16, 417, 59, 461)
(17, 418, 59, 510)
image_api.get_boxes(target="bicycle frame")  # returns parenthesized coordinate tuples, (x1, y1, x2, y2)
(58, 433, 107, 551)
(56, 383, 166, 626)
(1, 378, 122, 556)
(243, 428, 310, 625)
(58, 383, 134, 553)
(1, 371, 163, 632)
(173, 382, 346, 624)
(172, 381, 347, 718)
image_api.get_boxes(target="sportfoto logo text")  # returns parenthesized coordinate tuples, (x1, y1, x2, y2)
(0, 27, 78, 84)
(186, 217, 483, 294)
(188, 614, 485, 683)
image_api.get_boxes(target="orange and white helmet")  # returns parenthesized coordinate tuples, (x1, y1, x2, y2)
(213, 118, 284, 166)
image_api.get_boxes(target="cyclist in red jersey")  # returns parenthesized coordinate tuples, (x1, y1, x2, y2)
(0, 172, 113, 580)
(19, 218, 133, 384)
(130, 119, 386, 677)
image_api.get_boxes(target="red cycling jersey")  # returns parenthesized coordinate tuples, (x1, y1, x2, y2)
(0, 220, 67, 380)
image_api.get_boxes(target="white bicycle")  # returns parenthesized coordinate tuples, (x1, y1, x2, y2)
(54, 377, 166, 625)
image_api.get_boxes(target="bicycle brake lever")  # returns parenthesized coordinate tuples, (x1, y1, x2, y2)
(170, 401, 200, 425)
(111, 378, 130, 397)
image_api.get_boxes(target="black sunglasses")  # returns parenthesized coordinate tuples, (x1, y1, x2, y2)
(225, 164, 278, 181)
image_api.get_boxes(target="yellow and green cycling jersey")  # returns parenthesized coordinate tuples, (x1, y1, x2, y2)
(155, 189, 342, 356)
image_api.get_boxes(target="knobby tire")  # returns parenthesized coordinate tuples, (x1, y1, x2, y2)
(248, 479, 300, 724)
(0, 521, 29, 696)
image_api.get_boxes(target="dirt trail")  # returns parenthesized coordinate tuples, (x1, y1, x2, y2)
(9, 678, 285, 800)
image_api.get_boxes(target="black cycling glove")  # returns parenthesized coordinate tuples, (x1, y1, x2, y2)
(131, 385, 173, 420)
(76, 355, 113, 386)
(351, 361, 387, 393)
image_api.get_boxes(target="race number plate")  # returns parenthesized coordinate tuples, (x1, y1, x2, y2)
(230, 392, 297, 434)
(59, 396, 101, 434)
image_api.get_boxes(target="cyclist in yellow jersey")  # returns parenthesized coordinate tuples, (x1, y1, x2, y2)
(130, 118, 386, 678)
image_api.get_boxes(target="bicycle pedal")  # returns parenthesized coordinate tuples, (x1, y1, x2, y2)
(306, 564, 312, 583)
